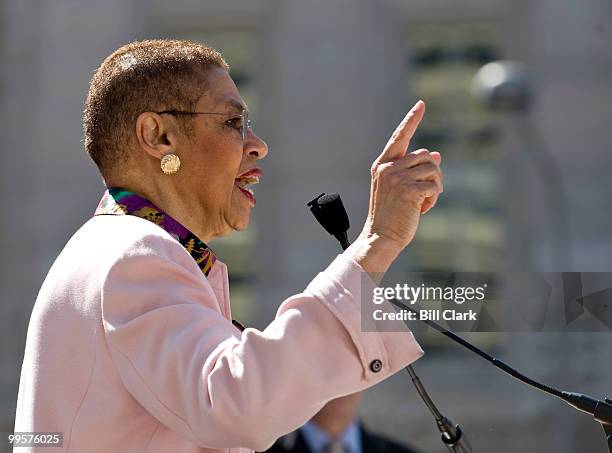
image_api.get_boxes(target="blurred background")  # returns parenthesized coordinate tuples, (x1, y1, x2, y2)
(1, 0, 611, 451)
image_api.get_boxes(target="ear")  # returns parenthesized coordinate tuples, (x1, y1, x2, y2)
(135, 112, 179, 159)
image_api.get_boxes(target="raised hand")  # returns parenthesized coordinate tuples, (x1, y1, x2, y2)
(361, 100, 443, 251)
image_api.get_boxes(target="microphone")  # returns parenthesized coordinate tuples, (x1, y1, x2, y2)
(307, 193, 350, 250)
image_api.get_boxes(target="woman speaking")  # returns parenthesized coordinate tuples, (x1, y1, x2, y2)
(14, 39, 443, 452)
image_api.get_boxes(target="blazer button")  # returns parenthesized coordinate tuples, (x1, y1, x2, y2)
(369, 359, 383, 373)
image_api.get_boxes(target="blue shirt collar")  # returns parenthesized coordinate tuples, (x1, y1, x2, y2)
(300, 419, 362, 453)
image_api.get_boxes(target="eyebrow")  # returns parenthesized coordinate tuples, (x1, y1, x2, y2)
(219, 97, 248, 114)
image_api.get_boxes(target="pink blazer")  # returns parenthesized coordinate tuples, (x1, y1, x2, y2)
(14, 214, 423, 452)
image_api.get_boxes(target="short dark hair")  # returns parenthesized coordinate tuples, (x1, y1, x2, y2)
(83, 39, 229, 175)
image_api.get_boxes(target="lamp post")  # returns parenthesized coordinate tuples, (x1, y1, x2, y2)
(472, 61, 570, 271)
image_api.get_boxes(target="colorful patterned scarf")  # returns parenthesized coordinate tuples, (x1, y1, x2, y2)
(93, 187, 217, 277)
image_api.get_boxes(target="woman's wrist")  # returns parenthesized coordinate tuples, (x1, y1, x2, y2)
(343, 231, 402, 283)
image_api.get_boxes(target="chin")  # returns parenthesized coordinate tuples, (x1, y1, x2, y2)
(233, 219, 250, 231)
(229, 214, 251, 232)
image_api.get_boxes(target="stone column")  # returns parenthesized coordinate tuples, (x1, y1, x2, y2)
(253, 0, 408, 327)
(502, 1, 612, 451)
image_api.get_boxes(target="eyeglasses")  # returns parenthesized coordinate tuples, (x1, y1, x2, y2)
(157, 110, 253, 141)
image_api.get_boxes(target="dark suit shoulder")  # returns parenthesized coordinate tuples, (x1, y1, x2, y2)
(361, 425, 421, 453)
(263, 423, 421, 453)
(262, 430, 311, 453)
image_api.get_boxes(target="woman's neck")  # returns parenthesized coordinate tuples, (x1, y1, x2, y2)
(105, 174, 219, 243)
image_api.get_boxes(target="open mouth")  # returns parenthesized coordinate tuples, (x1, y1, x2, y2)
(234, 169, 261, 206)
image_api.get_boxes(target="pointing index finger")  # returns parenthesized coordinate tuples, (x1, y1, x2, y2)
(377, 100, 426, 164)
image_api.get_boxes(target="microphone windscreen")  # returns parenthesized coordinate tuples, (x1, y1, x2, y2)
(307, 193, 350, 236)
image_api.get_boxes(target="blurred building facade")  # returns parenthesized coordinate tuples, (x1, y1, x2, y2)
(1, 0, 611, 451)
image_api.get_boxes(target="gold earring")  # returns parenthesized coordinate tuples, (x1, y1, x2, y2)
(160, 154, 181, 174)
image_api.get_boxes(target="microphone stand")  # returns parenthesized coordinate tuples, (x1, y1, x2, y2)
(308, 194, 472, 452)
(307, 192, 612, 452)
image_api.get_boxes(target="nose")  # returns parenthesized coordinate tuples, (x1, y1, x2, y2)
(245, 129, 268, 160)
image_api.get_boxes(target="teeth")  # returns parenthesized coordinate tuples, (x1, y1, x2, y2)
(236, 176, 259, 188)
